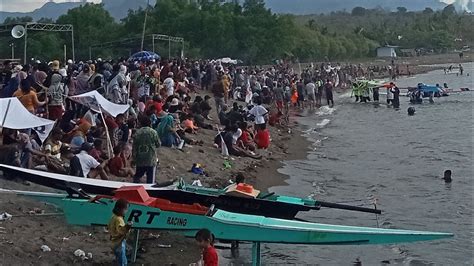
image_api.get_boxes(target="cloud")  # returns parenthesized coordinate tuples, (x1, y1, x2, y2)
(0, 0, 101, 12)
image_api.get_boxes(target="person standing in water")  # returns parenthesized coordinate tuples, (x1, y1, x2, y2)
(386, 85, 393, 106)
(442, 170, 452, 183)
(324, 79, 334, 108)
(390, 82, 400, 109)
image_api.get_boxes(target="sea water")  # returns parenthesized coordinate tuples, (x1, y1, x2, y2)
(221, 62, 473, 265)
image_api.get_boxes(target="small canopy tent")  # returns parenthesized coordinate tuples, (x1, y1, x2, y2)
(69, 91, 130, 117)
(0, 97, 55, 142)
(69, 91, 130, 157)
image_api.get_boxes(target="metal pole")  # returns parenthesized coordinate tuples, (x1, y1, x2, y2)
(24, 28, 28, 64)
(181, 40, 184, 58)
(10, 44, 14, 59)
(1, 99, 12, 128)
(251, 242, 261, 266)
(71, 27, 75, 62)
(168, 38, 171, 58)
(140, 0, 150, 51)
(152, 35, 155, 53)
(89, 46, 92, 60)
(64, 44, 67, 63)
(131, 229, 140, 262)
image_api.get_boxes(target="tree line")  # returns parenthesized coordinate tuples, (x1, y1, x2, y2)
(0, 0, 472, 64)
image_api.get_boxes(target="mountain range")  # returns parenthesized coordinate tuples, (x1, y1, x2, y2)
(0, 0, 465, 23)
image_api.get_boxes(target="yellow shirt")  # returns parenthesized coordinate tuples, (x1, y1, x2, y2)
(108, 214, 129, 248)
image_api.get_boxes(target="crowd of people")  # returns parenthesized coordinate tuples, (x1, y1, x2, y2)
(0, 56, 348, 185)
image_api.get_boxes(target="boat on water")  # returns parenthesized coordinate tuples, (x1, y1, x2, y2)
(0, 164, 380, 219)
(9, 186, 453, 246)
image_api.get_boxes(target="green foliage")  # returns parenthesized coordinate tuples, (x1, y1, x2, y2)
(56, 3, 119, 59)
(0, 1, 472, 63)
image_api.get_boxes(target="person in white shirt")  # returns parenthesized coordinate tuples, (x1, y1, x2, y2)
(163, 72, 175, 97)
(305, 80, 316, 110)
(249, 97, 268, 130)
(386, 86, 394, 105)
(74, 142, 108, 180)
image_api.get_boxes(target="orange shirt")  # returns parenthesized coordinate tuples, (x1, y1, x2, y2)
(183, 119, 198, 130)
(13, 89, 40, 113)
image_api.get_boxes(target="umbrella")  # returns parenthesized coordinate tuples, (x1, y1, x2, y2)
(128, 51, 161, 62)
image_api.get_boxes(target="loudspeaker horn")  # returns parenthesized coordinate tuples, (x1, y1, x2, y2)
(11, 25, 26, 39)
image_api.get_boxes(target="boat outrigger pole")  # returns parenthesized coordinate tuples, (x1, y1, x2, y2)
(316, 201, 381, 214)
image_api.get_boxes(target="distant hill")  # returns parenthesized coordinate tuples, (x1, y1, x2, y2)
(0, 0, 456, 23)
(0, 0, 155, 23)
(265, 0, 448, 14)
(0, 2, 83, 22)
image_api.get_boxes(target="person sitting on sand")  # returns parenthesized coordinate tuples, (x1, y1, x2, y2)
(227, 102, 244, 125)
(43, 128, 64, 160)
(223, 124, 261, 159)
(182, 114, 199, 134)
(108, 199, 133, 266)
(200, 95, 213, 120)
(71, 142, 109, 180)
(108, 145, 135, 178)
(237, 122, 255, 151)
(89, 139, 107, 163)
(17, 133, 49, 169)
(218, 105, 229, 125)
(69, 121, 91, 152)
(157, 115, 181, 148)
(195, 229, 218, 266)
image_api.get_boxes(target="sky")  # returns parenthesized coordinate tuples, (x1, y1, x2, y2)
(0, 0, 459, 12)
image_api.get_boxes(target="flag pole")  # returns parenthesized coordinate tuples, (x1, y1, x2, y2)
(1, 99, 12, 128)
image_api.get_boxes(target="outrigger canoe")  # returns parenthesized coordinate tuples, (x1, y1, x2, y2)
(11, 186, 452, 245)
(0, 164, 380, 219)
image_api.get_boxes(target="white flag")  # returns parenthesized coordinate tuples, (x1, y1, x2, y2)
(33, 123, 55, 143)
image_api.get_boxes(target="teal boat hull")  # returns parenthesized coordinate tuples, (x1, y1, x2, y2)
(27, 193, 452, 245)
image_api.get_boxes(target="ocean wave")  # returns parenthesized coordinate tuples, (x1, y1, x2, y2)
(316, 106, 336, 116)
(316, 118, 331, 127)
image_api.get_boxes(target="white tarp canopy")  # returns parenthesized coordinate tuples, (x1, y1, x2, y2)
(0, 97, 55, 129)
(0, 97, 56, 142)
(69, 91, 130, 117)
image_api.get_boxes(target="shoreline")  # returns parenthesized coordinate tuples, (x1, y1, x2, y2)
(0, 54, 467, 265)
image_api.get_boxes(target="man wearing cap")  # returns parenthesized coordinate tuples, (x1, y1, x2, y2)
(73, 142, 109, 180)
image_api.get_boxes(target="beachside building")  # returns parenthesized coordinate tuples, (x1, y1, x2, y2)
(376, 46, 397, 58)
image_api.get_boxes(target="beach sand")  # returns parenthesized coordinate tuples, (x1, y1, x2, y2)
(0, 102, 310, 265)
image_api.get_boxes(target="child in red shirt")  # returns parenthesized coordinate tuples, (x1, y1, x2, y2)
(255, 128, 270, 149)
(195, 229, 218, 266)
